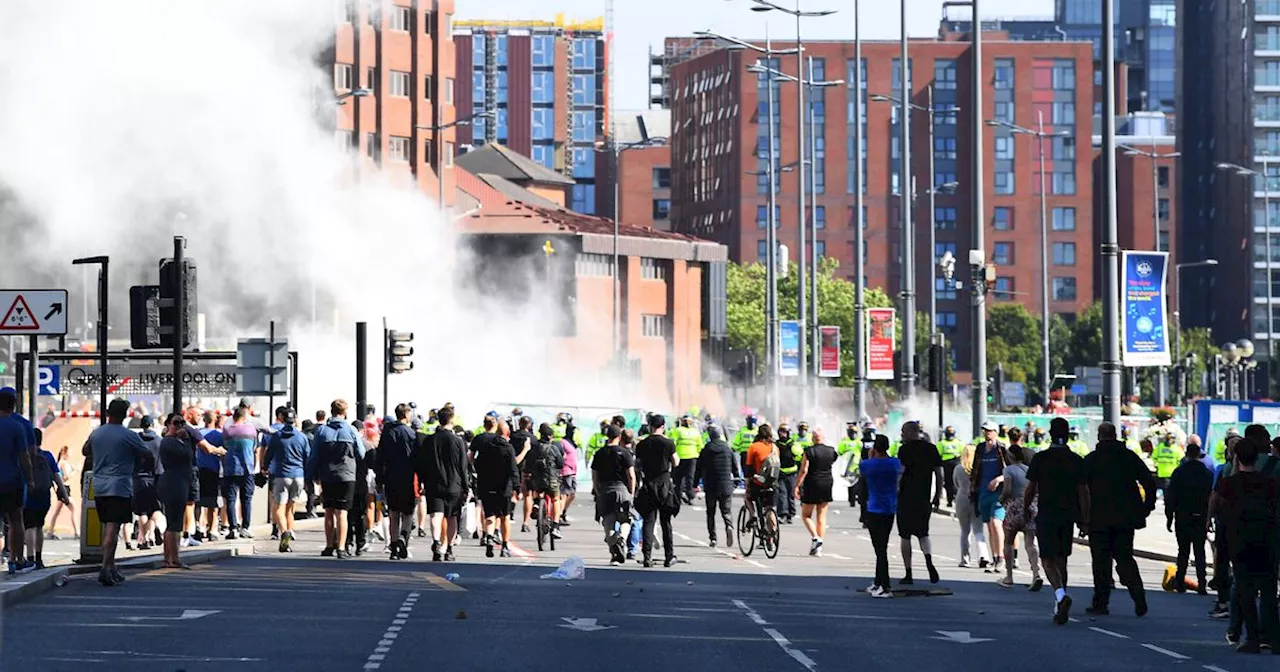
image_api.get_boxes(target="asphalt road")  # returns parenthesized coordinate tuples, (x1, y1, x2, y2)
(0, 495, 1269, 672)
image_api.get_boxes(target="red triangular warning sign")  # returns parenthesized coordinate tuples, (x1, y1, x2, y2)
(1, 295, 39, 331)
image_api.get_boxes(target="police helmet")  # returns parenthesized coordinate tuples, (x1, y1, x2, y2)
(944, 425, 956, 439)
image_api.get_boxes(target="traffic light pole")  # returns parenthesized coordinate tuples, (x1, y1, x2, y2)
(382, 317, 389, 419)
(173, 236, 186, 414)
(356, 322, 367, 421)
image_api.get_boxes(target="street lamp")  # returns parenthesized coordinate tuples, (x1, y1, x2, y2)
(1222, 339, 1257, 399)
(987, 115, 1069, 407)
(417, 109, 496, 217)
(1173, 258, 1218, 363)
(1217, 162, 1275, 384)
(744, 0, 838, 414)
(335, 88, 373, 105)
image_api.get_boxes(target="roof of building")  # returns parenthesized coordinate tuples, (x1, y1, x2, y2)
(475, 173, 564, 209)
(613, 110, 671, 145)
(455, 144, 576, 187)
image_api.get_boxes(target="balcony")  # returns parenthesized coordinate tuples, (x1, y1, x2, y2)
(1260, 0, 1280, 20)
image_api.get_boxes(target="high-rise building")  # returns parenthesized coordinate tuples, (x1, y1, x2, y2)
(331, 0, 459, 205)
(668, 37, 1094, 379)
(451, 16, 610, 216)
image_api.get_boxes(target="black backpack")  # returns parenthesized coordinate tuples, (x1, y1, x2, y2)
(755, 447, 780, 487)
(530, 441, 560, 491)
(31, 451, 53, 498)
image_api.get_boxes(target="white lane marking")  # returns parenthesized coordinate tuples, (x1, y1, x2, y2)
(1088, 627, 1129, 639)
(364, 592, 419, 670)
(732, 599, 817, 670)
(827, 553, 850, 560)
(932, 554, 956, 562)
(1204, 666, 1230, 672)
(1140, 644, 1189, 660)
(676, 531, 767, 569)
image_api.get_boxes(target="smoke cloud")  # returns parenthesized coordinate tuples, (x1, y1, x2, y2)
(0, 1, 650, 416)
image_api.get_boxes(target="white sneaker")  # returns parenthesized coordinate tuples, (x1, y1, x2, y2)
(869, 586, 894, 599)
(186, 536, 202, 547)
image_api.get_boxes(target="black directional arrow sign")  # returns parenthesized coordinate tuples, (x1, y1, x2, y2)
(0, 290, 69, 336)
(44, 303, 63, 321)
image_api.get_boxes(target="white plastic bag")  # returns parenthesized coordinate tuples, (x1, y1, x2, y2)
(463, 503, 478, 536)
(540, 555, 586, 580)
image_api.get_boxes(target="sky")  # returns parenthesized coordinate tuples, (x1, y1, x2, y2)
(456, 0, 1056, 110)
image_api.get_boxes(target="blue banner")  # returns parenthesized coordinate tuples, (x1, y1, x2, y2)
(1121, 251, 1171, 367)
(780, 320, 800, 377)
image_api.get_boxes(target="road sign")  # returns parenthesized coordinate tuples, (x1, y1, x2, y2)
(1070, 383, 1087, 395)
(0, 290, 68, 335)
(1001, 381, 1026, 407)
(37, 365, 59, 395)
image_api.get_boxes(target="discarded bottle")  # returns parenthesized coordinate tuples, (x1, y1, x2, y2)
(444, 573, 460, 583)
(54, 575, 69, 587)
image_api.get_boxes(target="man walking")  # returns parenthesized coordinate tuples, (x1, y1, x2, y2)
(937, 426, 963, 507)
(1165, 442, 1213, 594)
(0, 388, 34, 575)
(86, 399, 149, 586)
(672, 416, 701, 505)
(1083, 422, 1156, 616)
(473, 417, 519, 558)
(694, 425, 741, 548)
(309, 400, 364, 559)
(895, 421, 943, 584)
(416, 406, 469, 562)
(220, 406, 257, 539)
(263, 409, 309, 553)
(635, 414, 680, 568)
(1025, 417, 1088, 624)
(592, 425, 636, 565)
(376, 404, 422, 560)
(195, 411, 223, 543)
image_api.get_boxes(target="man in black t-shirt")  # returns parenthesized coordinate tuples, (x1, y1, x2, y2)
(473, 419, 519, 558)
(1025, 417, 1088, 625)
(591, 425, 636, 565)
(511, 417, 536, 533)
(896, 422, 943, 585)
(635, 415, 680, 568)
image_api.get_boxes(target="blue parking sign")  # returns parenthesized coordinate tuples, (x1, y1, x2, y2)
(37, 365, 59, 395)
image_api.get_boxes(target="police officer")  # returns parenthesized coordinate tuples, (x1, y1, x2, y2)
(795, 422, 814, 452)
(672, 415, 702, 505)
(1152, 432, 1183, 494)
(585, 419, 609, 468)
(936, 426, 963, 507)
(837, 423, 862, 465)
(775, 424, 801, 524)
(733, 415, 760, 475)
(1068, 427, 1090, 457)
(1032, 427, 1049, 451)
(1214, 428, 1238, 466)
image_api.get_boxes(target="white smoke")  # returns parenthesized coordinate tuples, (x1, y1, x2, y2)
(0, 1, 653, 417)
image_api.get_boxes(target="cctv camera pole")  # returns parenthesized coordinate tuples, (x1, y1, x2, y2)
(173, 236, 186, 414)
(970, 0, 988, 437)
(898, 0, 916, 401)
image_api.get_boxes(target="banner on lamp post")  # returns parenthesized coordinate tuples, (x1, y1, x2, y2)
(818, 326, 840, 378)
(866, 308, 895, 381)
(780, 320, 800, 377)
(1121, 250, 1172, 367)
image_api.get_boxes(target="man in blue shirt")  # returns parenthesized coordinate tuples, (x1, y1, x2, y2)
(88, 398, 149, 586)
(264, 409, 310, 553)
(0, 388, 34, 575)
(220, 407, 258, 539)
(195, 411, 224, 543)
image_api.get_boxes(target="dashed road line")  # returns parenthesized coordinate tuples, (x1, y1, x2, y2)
(731, 599, 817, 671)
(363, 591, 420, 670)
(1088, 627, 1129, 639)
(1203, 665, 1230, 672)
(1140, 644, 1189, 661)
(676, 531, 767, 568)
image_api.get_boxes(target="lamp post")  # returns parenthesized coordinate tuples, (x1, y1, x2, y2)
(969, 0, 988, 436)
(71, 256, 109, 424)
(1122, 142, 1180, 405)
(417, 109, 495, 218)
(987, 114, 1069, 406)
(852, 0, 867, 421)
(1173, 259, 1219, 362)
(1222, 339, 1256, 400)
(697, 30, 800, 422)
(1099, 0, 1123, 424)
(335, 88, 372, 105)
(750, 0, 838, 415)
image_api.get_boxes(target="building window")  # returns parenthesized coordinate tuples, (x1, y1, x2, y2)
(1052, 242, 1076, 266)
(814, 205, 826, 229)
(572, 38, 597, 70)
(994, 276, 1015, 299)
(1157, 166, 1170, 188)
(366, 132, 378, 161)
(1052, 207, 1076, 231)
(366, 67, 376, 90)
(444, 142, 454, 167)
(934, 137, 957, 160)
(389, 70, 410, 97)
(642, 314, 666, 338)
(533, 71, 555, 104)
(935, 207, 957, 230)
(444, 78, 454, 104)
(936, 277, 958, 300)
(653, 167, 671, 189)
(936, 242, 958, 259)
(423, 75, 433, 100)
(993, 242, 1013, 265)
(390, 5, 411, 31)
(532, 35, 555, 67)
(532, 108, 553, 141)
(994, 136, 1013, 160)
(994, 59, 1014, 89)
(335, 63, 353, 90)
(531, 144, 554, 168)
(934, 59, 957, 90)
(993, 102, 1013, 123)
(641, 258, 666, 281)
(571, 147, 595, 179)
(1158, 198, 1170, 221)
(652, 199, 671, 220)
(388, 136, 410, 163)
(573, 111, 595, 142)
(937, 311, 958, 334)
(756, 205, 780, 229)
(757, 240, 768, 263)
(993, 207, 1012, 231)
(574, 253, 615, 278)
(1052, 277, 1077, 301)
(1051, 171, 1076, 195)
(337, 129, 355, 150)
(994, 171, 1014, 195)
(423, 10, 435, 34)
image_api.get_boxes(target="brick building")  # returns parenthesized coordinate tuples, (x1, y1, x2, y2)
(600, 110, 673, 232)
(451, 16, 610, 216)
(668, 36, 1094, 376)
(331, 0, 461, 206)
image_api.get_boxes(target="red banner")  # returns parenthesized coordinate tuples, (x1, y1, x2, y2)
(866, 308, 895, 381)
(818, 326, 840, 378)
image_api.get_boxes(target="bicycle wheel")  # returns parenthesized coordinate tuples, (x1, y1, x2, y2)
(737, 505, 756, 556)
(548, 496, 557, 551)
(762, 508, 780, 559)
(536, 499, 547, 552)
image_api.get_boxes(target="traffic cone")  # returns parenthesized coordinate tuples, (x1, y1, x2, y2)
(1162, 565, 1199, 592)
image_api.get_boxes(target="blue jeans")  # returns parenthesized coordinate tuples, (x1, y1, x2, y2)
(221, 475, 255, 530)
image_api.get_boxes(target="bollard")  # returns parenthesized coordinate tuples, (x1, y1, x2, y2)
(77, 470, 103, 565)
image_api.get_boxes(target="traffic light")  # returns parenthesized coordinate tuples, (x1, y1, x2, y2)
(993, 363, 1006, 409)
(129, 285, 162, 349)
(927, 342, 945, 392)
(1214, 354, 1226, 398)
(387, 330, 414, 374)
(158, 257, 197, 348)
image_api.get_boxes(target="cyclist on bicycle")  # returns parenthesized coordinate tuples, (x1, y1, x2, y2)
(524, 423, 565, 540)
(745, 424, 780, 510)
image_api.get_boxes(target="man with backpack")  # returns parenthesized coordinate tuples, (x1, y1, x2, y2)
(523, 423, 565, 542)
(694, 425, 740, 548)
(635, 414, 680, 568)
(308, 399, 365, 560)
(23, 428, 70, 569)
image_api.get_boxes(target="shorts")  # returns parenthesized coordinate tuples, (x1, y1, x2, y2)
(977, 490, 1005, 523)
(271, 477, 305, 505)
(800, 479, 833, 505)
(132, 485, 159, 516)
(529, 478, 560, 498)
(320, 481, 356, 510)
(384, 482, 418, 515)
(427, 492, 465, 518)
(95, 496, 132, 525)
(747, 483, 775, 508)
(561, 474, 578, 495)
(22, 508, 48, 530)
(480, 490, 514, 518)
(1035, 519, 1076, 559)
(1002, 497, 1037, 534)
(197, 469, 220, 508)
(0, 487, 22, 514)
(187, 470, 200, 503)
(896, 505, 931, 538)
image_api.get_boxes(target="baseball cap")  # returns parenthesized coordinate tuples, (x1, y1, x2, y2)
(282, 409, 297, 424)
(981, 421, 998, 431)
(604, 424, 621, 440)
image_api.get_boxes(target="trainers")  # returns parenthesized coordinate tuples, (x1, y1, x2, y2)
(1029, 578, 1044, 592)
(1085, 604, 1110, 616)
(520, 524, 530, 533)
(709, 537, 717, 548)
(279, 535, 292, 554)
(444, 548, 455, 562)
(1227, 632, 1241, 645)
(664, 556, 678, 568)
(1054, 594, 1073, 625)
(869, 585, 894, 599)
(978, 558, 989, 570)
(927, 562, 939, 584)
(1210, 606, 1231, 620)
(416, 528, 427, 538)
(109, 567, 125, 583)
(899, 576, 914, 585)
(432, 542, 442, 563)
(97, 569, 119, 587)
(321, 546, 335, 557)
(551, 528, 563, 540)
(225, 529, 238, 540)
(500, 544, 512, 558)
(239, 528, 253, 540)
(997, 577, 1014, 589)
(809, 538, 819, 556)
(335, 549, 348, 560)
(1238, 641, 1262, 654)
(389, 539, 404, 560)
(1134, 592, 1148, 617)
(815, 540, 824, 558)
(958, 560, 971, 568)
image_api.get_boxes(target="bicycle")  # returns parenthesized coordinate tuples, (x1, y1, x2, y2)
(737, 490, 780, 559)
(532, 489, 557, 552)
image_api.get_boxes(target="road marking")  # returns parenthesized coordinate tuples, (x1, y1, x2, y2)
(1203, 666, 1230, 672)
(507, 540, 535, 559)
(763, 627, 819, 671)
(732, 599, 769, 625)
(363, 592, 421, 670)
(559, 617, 617, 632)
(624, 613, 698, 619)
(1140, 644, 1189, 660)
(417, 572, 466, 592)
(676, 531, 768, 569)
(1088, 627, 1129, 639)
(827, 553, 850, 560)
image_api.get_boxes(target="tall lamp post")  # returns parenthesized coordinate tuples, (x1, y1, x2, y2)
(417, 109, 495, 218)
(1121, 142, 1180, 406)
(750, 0, 838, 415)
(1173, 259, 1219, 361)
(1216, 162, 1275, 394)
(852, 0, 867, 421)
(987, 114, 1069, 406)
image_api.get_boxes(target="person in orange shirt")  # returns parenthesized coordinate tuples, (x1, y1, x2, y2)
(746, 425, 779, 509)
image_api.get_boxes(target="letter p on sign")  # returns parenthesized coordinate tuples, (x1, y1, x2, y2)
(37, 365, 59, 396)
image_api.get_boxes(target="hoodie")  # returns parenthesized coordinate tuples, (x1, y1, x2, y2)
(308, 418, 364, 483)
(266, 423, 311, 479)
(1083, 438, 1157, 529)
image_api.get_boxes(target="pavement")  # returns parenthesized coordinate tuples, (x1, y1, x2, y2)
(0, 495, 1268, 672)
